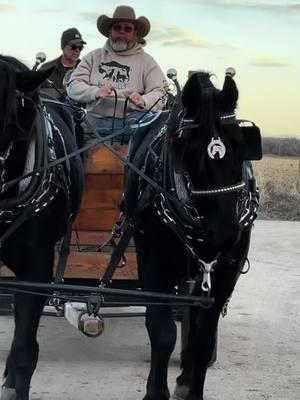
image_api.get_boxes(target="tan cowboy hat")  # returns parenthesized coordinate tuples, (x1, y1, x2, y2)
(97, 6, 151, 38)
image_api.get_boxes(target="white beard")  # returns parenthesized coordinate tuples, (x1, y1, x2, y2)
(109, 38, 135, 52)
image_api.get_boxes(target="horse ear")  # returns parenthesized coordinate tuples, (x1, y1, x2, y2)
(182, 73, 202, 117)
(219, 75, 239, 111)
(16, 67, 54, 92)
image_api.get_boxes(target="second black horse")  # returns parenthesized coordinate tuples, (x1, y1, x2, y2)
(0, 56, 84, 400)
(127, 70, 260, 400)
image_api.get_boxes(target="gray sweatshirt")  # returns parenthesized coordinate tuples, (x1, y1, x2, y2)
(67, 41, 167, 118)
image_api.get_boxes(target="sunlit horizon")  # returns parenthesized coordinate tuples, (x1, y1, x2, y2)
(1, 0, 299, 138)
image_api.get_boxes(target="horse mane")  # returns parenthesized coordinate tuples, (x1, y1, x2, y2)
(166, 71, 218, 145)
(0, 55, 29, 72)
(0, 57, 22, 141)
(0, 55, 39, 101)
(182, 72, 214, 117)
(0, 55, 40, 146)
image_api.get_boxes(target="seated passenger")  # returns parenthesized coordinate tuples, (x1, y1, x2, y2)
(40, 27, 86, 99)
(67, 5, 167, 143)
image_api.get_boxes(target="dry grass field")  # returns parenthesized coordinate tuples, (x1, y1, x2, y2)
(253, 155, 300, 220)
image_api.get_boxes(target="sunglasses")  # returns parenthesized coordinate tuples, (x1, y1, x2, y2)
(69, 44, 84, 51)
(112, 24, 134, 33)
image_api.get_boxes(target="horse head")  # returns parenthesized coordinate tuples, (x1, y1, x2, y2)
(0, 56, 53, 155)
(168, 70, 245, 257)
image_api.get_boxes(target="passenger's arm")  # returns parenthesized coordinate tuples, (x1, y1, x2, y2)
(67, 56, 100, 104)
(142, 58, 167, 111)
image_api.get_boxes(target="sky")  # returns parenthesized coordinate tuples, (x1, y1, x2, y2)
(0, 0, 299, 138)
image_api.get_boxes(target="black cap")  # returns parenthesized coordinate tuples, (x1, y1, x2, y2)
(61, 28, 86, 49)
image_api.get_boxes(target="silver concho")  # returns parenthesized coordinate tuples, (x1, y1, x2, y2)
(225, 67, 236, 77)
(207, 137, 226, 159)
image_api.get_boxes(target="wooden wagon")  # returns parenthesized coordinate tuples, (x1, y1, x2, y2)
(66, 144, 138, 284)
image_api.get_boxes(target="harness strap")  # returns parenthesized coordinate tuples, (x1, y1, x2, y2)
(100, 222, 135, 287)
(189, 181, 245, 196)
(53, 215, 74, 284)
(0, 207, 34, 248)
(0, 121, 137, 192)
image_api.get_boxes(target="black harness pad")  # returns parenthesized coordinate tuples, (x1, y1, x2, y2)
(123, 112, 169, 217)
(239, 120, 262, 161)
(41, 94, 75, 137)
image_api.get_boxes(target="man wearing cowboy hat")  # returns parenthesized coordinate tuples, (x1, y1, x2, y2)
(67, 5, 167, 142)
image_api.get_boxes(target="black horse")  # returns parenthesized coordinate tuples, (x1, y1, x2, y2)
(0, 56, 84, 400)
(127, 70, 260, 400)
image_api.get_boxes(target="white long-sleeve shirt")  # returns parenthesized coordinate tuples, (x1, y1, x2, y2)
(67, 41, 167, 118)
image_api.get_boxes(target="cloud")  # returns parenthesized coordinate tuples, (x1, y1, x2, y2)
(39, 8, 64, 14)
(149, 23, 213, 48)
(72, 12, 214, 48)
(77, 11, 99, 24)
(0, 4, 16, 13)
(288, 4, 300, 12)
(250, 56, 293, 67)
(171, 0, 300, 14)
(39, 9, 98, 19)
(162, 39, 210, 47)
(78, 13, 213, 48)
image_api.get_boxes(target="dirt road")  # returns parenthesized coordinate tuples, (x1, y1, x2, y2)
(0, 220, 299, 399)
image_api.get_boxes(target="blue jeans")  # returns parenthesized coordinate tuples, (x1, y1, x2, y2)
(85, 111, 156, 144)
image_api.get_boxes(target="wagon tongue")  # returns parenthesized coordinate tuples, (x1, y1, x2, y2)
(0, 279, 214, 308)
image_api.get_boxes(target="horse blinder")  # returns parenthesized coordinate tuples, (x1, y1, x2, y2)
(211, 117, 262, 161)
(238, 120, 262, 161)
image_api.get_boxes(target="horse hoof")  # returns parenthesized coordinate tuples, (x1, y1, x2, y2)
(1, 387, 16, 400)
(172, 383, 189, 400)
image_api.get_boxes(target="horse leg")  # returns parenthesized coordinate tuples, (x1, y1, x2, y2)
(2, 292, 47, 400)
(174, 307, 216, 400)
(136, 241, 177, 399)
(175, 229, 252, 400)
(135, 213, 187, 400)
(183, 308, 221, 400)
(1, 247, 53, 400)
(144, 304, 177, 400)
